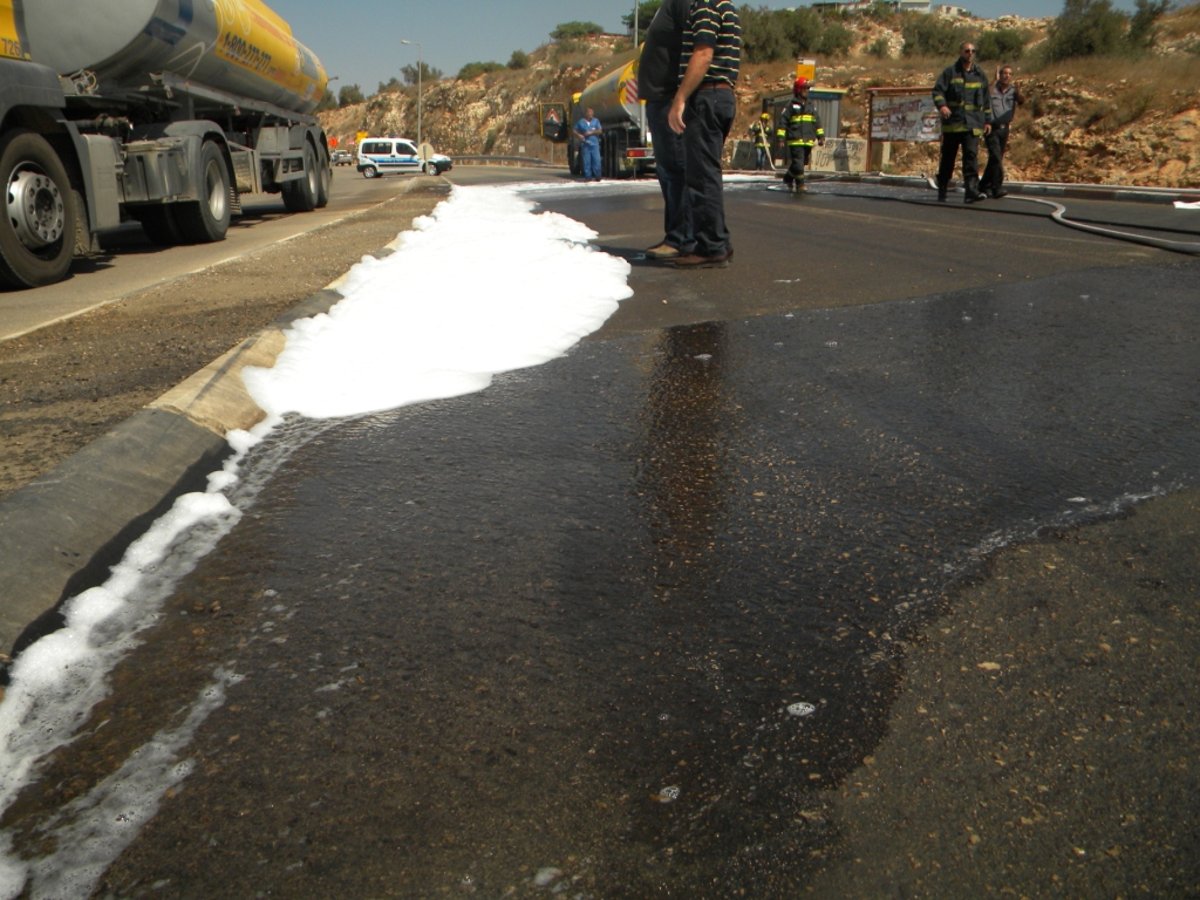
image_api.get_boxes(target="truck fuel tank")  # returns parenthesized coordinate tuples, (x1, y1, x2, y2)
(13, 0, 326, 114)
(576, 50, 641, 127)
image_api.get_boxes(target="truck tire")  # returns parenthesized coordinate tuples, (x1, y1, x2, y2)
(0, 129, 77, 289)
(174, 139, 231, 243)
(316, 150, 331, 208)
(132, 205, 182, 246)
(282, 142, 319, 212)
(361, 165, 378, 179)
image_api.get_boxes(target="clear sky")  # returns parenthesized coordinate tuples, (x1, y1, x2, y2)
(276, 0, 1136, 95)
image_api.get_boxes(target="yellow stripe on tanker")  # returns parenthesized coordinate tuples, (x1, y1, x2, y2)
(0, 0, 26, 60)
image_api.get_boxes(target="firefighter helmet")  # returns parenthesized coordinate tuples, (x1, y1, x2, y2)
(761, 112, 770, 120)
(793, 77, 810, 93)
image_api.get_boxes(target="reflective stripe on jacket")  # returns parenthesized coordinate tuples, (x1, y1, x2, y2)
(932, 61, 991, 135)
(776, 99, 823, 147)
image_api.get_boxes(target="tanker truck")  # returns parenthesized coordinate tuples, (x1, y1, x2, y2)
(546, 49, 653, 180)
(0, 0, 331, 289)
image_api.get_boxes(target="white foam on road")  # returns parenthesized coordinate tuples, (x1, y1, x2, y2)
(243, 184, 630, 420)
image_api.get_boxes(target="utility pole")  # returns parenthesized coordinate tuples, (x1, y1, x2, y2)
(400, 39, 423, 150)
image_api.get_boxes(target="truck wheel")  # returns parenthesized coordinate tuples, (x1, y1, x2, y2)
(316, 152, 331, 208)
(282, 142, 319, 212)
(132, 205, 182, 246)
(361, 165, 378, 179)
(423, 161, 439, 176)
(174, 140, 231, 243)
(0, 129, 77, 288)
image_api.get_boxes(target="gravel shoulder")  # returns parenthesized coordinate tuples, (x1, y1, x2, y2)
(808, 488, 1200, 895)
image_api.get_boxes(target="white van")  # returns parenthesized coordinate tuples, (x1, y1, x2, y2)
(356, 137, 453, 178)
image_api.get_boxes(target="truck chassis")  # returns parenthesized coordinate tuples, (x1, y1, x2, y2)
(0, 62, 330, 290)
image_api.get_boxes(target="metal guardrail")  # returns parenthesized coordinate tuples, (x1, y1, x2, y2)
(453, 155, 561, 168)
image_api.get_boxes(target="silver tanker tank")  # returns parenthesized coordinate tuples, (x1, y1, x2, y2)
(18, 0, 326, 114)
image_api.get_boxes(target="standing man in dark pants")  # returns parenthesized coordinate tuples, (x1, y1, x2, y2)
(979, 64, 1025, 199)
(667, 0, 741, 269)
(776, 76, 824, 194)
(639, 0, 694, 261)
(932, 41, 991, 203)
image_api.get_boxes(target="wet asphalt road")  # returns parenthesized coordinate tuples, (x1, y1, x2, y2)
(5, 179, 1200, 896)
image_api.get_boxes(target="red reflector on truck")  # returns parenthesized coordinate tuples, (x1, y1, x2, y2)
(626, 149, 651, 159)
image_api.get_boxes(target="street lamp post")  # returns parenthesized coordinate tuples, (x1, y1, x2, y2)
(400, 39, 423, 150)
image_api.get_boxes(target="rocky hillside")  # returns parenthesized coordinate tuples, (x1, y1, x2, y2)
(320, 12, 1200, 188)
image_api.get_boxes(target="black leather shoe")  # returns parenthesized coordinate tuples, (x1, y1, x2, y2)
(964, 192, 986, 203)
(991, 190, 1009, 199)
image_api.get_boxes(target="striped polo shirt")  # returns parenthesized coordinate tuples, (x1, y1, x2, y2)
(679, 0, 741, 87)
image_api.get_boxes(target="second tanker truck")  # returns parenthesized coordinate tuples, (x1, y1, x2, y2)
(0, 0, 332, 289)
(544, 49, 654, 181)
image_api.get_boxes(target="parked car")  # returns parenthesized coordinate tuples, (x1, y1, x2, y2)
(356, 137, 453, 178)
(331, 149, 354, 166)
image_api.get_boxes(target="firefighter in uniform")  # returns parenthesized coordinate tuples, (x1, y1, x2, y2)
(932, 41, 992, 203)
(749, 112, 773, 170)
(776, 77, 823, 193)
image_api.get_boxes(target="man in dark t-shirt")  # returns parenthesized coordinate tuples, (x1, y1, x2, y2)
(638, 0, 693, 260)
(667, 0, 741, 267)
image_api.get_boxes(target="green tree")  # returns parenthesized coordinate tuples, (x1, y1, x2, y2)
(902, 14, 968, 57)
(622, 1, 663, 41)
(401, 62, 443, 86)
(315, 88, 337, 112)
(457, 61, 504, 80)
(864, 1, 900, 22)
(739, 7, 833, 62)
(508, 50, 530, 69)
(377, 76, 403, 94)
(816, 21, 854, 56)
(787, 8, 827, 54)
(1127, 0, 1169, 51)
(551, 21, 604, 40)
(1043, 0, 1127, 61)
(337, 84, 364, 107)
(740, 7, 793, 62)
(976, 27, 1029, 61)
(868, 35, 892, 59)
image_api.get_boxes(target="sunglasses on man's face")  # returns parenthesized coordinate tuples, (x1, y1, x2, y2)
(963, 48, 977, 53)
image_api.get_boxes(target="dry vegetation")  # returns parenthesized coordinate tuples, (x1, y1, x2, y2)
(319, 6, 1200, 188)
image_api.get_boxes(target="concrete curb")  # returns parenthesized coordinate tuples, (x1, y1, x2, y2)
(0, 170, 440, 668)
(0, 286, 347, 663)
